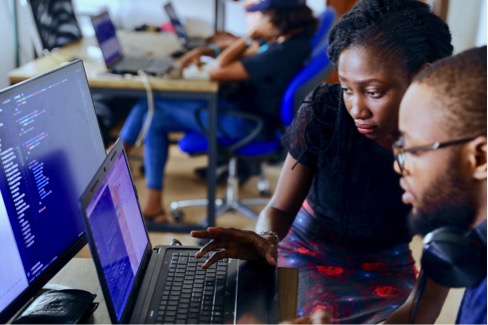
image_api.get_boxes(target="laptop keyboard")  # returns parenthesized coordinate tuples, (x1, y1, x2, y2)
(115, 57, 173, 75)
(156, 252, 230, 324)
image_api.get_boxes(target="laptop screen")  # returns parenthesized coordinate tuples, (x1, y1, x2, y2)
(91, 11, 123, 66)
(84, 148, 148, 322)
(163, 2, 189, 45)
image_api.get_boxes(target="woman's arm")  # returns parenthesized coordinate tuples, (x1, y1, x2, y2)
(208, 38, 257, 81)
(209, 12, 277, 81)
(191, 154, 314, 266)
(178, 38, 254, 79)
(256, 153, 315, 239)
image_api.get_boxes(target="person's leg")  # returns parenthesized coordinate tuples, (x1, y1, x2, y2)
(131, 98, 261, 222)
(119, 98, 149, 154)
(139, 98, 207, 222)
(198, 100, 264, 140)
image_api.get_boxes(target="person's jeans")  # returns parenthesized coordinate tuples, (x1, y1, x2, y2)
(120, 98, 261, 189)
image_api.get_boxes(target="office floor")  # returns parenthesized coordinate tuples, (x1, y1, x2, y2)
(76, 144, 464, 323)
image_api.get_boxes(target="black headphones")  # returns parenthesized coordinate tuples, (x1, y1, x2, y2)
(421, 220, 487, 288)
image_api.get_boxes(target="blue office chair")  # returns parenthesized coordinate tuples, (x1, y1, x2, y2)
(311, 6, 336, 57)
(170, 42, 333, 221)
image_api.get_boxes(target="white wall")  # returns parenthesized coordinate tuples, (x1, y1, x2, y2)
(476, 0, 487, 46)
(0, 0, 16, 89)
(0, 0, 35, 89)
(447, 0, 487, 53)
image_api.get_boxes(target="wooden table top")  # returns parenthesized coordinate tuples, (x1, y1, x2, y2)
(8, 31, 218, 93)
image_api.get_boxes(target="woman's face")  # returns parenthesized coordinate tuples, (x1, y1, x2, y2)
(338, 45, 411, 141)
(249, 12, 280, 42)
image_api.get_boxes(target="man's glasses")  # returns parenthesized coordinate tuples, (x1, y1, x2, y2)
(392, 135, 478, 173)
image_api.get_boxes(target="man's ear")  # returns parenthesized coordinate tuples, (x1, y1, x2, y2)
(470, 136, 487, 180)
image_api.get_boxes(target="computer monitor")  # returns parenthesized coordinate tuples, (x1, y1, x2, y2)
(26, 0, 83, 55)
(0, 60, 106, 322)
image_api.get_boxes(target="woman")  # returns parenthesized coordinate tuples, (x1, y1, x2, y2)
(191, 0, 453, 323)
(119, 0, 317, 223)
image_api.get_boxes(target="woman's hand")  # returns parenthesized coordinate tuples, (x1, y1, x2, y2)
(190, 227, 278, 268)
(178, 48, 205, 73)
(206, 31, 238, 48)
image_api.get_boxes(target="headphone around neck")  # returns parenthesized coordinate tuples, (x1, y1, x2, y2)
(409, 220, 487, 323)
(421, 220, 487, 288)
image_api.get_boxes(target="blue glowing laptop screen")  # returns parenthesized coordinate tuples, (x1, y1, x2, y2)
(84, 150, 148, 321)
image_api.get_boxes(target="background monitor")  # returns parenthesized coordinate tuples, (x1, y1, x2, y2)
(0, 60, 105, 322)
(26, 0, 83, 56)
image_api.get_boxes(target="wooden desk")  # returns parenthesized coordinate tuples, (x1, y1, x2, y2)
(46, 257, 298, 323)
(8, 32, 219, 232)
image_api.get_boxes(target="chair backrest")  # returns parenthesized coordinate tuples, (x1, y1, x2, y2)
(310, 6, 336, 57)
(178, 41, 334, 156)
(25, 0, 82, 56)
(281, 41, 333, 126)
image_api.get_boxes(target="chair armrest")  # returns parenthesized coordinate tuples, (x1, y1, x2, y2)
(193, 107, 264, 154)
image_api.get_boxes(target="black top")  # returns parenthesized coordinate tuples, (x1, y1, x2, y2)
(220, 32, 312, 130)
(285, 84, 412, 248)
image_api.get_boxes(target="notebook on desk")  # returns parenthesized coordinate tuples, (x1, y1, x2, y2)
(163, 1, 207, 50)
(79, 139, 280, 324)
(91, 10, 173, 76)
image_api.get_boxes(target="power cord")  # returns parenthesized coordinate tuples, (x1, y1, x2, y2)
(409, 270, 427, 323)
(135, 70, 155, 147)
(170, 239, 182, 246)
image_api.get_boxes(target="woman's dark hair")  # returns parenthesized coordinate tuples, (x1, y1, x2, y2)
(266, 6, 318, 37)
(292, 0, 454, 221)
(328, 0, 453, 76)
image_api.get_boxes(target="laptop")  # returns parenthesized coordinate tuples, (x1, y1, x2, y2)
(79, 139, 280, 324)
(91, 10, 173, 76)
(163, 1, 207, 50)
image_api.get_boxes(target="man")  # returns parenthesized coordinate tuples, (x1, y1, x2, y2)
(388, 46, 487, 324)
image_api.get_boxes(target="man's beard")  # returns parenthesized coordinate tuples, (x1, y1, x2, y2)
(408, 154, 477, 236)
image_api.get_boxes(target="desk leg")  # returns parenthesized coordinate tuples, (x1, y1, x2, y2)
(206, 94, 217, 228)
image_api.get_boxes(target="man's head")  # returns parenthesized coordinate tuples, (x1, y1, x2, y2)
(395, 46, 487, 236)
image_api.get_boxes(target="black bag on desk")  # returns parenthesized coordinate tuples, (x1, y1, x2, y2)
(12, 289, 98, 324)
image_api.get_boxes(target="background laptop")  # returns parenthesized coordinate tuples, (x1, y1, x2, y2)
(79, 139, 280, 324)
(163, 1, 207, 50)
(91, 10, 173, 76)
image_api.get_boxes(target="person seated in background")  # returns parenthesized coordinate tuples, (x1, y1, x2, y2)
(190, 0, 454, 323)
(118, 0, 318, 224)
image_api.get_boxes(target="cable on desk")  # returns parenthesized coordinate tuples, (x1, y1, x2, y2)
(136, 70, 155, 147)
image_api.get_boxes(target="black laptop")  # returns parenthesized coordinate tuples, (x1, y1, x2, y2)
(163, 1, 207, 50)
(79, 139, 280, 324)
(91, 10, 173, 76)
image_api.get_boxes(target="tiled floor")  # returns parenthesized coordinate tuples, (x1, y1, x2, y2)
(77, 145, 464, 323)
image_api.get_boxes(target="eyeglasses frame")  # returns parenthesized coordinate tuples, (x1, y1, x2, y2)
(393, 136, 479, 173)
